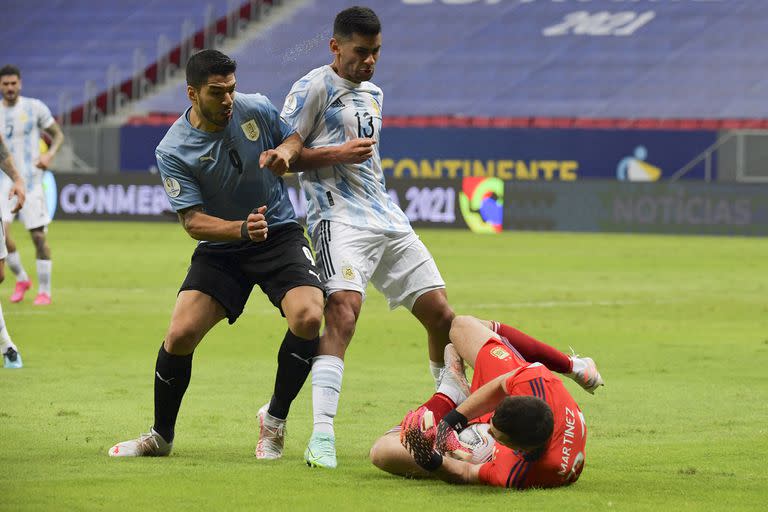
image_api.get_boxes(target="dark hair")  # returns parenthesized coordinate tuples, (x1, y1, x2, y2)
(0, 65, 21, 79)
(493, 396, 554, 450)
(185, 50, 236, 88)
(334, 6, 381, 40)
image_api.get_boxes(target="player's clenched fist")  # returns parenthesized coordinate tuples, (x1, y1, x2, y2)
(338, 138, 376, 164)
(242, 205, 268, 241)
(260, 148, 292, 176)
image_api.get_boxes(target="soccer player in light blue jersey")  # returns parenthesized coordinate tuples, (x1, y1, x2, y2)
(0, 134, 26, 368)
(281, 7, 455, 468)
(109, 50, 325, 459)
(0, 65, 64, 306)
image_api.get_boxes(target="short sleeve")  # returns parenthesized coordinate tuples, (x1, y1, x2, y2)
(280, 79, 326, 142)
(155, 149, 203, 211)
(259, 97, 295, 144)
(34, 99, 55, 130)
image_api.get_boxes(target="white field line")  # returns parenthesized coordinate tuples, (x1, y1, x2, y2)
(453, 299, 679, 309)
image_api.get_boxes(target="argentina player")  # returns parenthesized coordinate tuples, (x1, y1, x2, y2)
(0, 134, 26, 368)
(110, 50, 324, 459)
(0, 65, 64, 306)
(280, 7, 455, 468)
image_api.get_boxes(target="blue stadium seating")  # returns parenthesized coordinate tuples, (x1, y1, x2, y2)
(133, 0, 768, 119)
(0, 0, 230, 115)
(5, 0, 767, 120)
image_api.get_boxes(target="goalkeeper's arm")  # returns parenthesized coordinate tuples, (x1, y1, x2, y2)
(454, 371, 516, 421)
(430, 455, 482, 485)
(404, 431, 482, 485)
(401, 417, 482, 485)
(434, 371, 516, 454)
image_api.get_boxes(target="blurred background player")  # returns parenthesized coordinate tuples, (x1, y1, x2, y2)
(281, 6, 455, 469)
(0, 134, 26, 367)
(0, 65, 64, 306)
(109, 50, 324, 458)
(370, 315, 603, 488)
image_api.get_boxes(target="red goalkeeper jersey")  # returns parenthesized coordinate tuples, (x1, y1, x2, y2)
(474, 341, 587, 489)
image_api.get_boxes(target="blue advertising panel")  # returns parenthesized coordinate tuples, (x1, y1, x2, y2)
(44, 173, 768, 236)
(120, 126, 168, 173)
(381, 128, 717, 182)
(121, 125, 717, 182)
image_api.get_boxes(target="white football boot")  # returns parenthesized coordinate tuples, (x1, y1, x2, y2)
(255, 403, 286, 460)
(437, 344, 471, 406)
(109, 428, 172, 457)
(568, 352, 605, 394)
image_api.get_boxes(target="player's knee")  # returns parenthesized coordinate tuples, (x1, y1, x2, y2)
(369, 437, 388, 469)
(30, 233, 48, 255)
(415, 293, 454, 334)
(431, 304, 455, 333)
(325, 296, 359, 342)
(0, 267, 5, 284)
(288, 304, 323, 339)
(333, 307, 357, 341)
(450, 315, 476, 342)
(164, 324, 202, 353)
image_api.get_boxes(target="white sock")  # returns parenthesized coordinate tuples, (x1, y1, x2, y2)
(37, 259, 52, 295)
(0, 301, 17, 354)
(7, 251, 29, 282)
(311, 355, 344, 436)
(430, 360, 445, 389)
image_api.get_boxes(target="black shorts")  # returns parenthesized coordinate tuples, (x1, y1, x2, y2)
(179, 222, 323, 324)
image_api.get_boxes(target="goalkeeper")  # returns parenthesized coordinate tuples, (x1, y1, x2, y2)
(369, 315, 603, 488)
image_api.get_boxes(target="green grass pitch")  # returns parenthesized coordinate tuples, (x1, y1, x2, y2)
(1, 221, 767, 511)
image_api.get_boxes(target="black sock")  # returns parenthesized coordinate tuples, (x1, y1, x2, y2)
(268, 330, 319, 420)
(153, 344, 193, 443)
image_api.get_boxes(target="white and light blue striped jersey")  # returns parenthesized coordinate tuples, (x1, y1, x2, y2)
(0, 96, 54, 189)
(281, 65, 411, 235)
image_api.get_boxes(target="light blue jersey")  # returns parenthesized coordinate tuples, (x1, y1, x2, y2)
(0, 96, 54, 189)
(281, 65, 411, 235)
(156, 93, 297, 243)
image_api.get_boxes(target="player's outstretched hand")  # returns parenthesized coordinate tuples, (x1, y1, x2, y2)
(338, 138, 376, 164)
(246, 205, 268, 241)
(8, 179, 25, 213)
(260, 148, 291, 176)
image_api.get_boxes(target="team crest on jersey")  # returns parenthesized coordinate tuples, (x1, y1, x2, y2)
(370, 98, 380, 116)
(341, 265, 356, 281)
(490, 347, 510, 360)
(163, 177, 181, 198)
(241, 120, 260, 141)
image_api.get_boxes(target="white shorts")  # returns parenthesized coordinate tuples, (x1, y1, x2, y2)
(0, 183, 51, 230)
(311, 221, 445, 310)
(0, 221, 7, 260)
